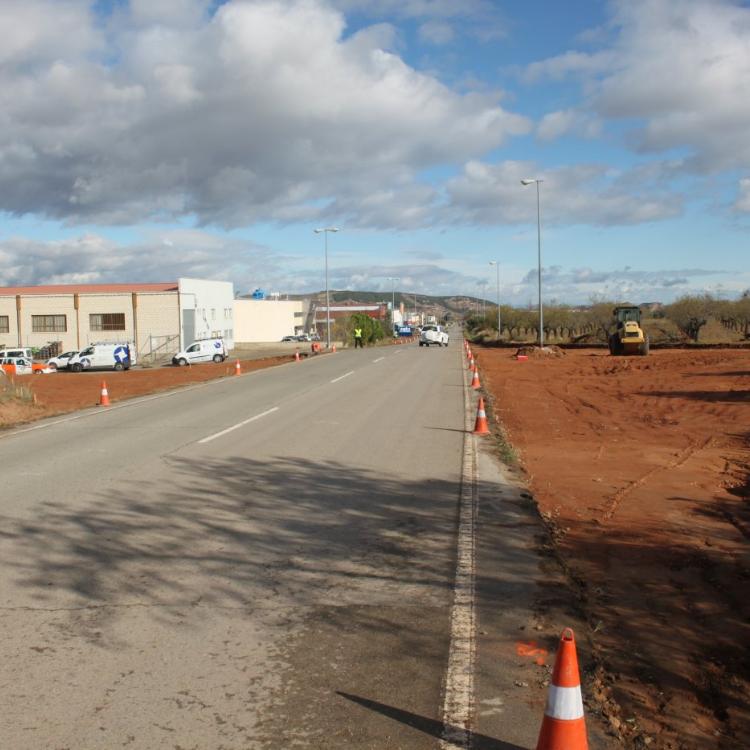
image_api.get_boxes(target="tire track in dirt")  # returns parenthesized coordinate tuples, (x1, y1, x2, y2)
(601, 435, 715, 521)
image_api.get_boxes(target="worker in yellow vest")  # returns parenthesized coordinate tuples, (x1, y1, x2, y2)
(353, 327, 364, 348)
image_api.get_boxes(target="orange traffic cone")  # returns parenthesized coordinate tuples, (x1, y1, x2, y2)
(470, 368, 481, 390)
(234, 359, 241, 376)
(332, 344, 337, 353)
(99, 381, 111, 407)
(468, 356, 475, 370)
(294, 351, 300, 362)
(473, 397, 490, 435)
(536, 628, 589, 750)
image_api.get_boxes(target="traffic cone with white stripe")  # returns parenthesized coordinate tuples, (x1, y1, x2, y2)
(470, 367, 481, 390)
(99, 381, 111, 407)
(235, 359, 241, 376)
(294, 351, 300, 362)
(473, 397, 490, 435)
(468, 355, 475, 370)
(536, 628, 589, 750)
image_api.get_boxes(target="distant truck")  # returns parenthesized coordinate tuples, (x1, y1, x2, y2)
(68, 343, 135, 372)
(172, 338, 228, 366)
(419, 325, 449, 347)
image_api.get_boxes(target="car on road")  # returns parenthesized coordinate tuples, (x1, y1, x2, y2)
(46, 350, 79, 370)
(281, 335, 298, 342)
(419, 325, 449, 347)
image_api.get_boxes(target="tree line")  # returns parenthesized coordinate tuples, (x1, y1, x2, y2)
(466, 292, 750, 344)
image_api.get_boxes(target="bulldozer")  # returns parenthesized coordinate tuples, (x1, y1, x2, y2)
(609, 305, 649, 356)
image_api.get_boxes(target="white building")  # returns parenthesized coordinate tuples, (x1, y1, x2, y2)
(233, 299, 305, 343)
(0, 278, 235, 359)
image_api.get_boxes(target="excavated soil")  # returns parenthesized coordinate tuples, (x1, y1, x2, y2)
(475, 347, 750, 749)
(0, 356, 293, 428)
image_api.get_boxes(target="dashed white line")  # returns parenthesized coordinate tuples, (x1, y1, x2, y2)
(330, 371, 354, 383)
(198, 407, 279, 444)
(373, 357, 385, 363)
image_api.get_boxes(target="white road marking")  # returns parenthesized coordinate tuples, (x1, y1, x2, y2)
(198, 407, 279, 444)
(440, 342, 477, 749)
(372, 356, 385, 363)
(330, 371, 354, 383)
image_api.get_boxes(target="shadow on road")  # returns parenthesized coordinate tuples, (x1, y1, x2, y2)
(337, 692, 526, 750)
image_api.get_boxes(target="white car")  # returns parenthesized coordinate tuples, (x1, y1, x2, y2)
(419, 325, 449, 347)
(46, 350, 79, 370)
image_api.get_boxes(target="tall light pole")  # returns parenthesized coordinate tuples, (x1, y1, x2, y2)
(521, 178, 544, 347)
(314, 227, 339, 349)
(387, 276, 400, 333)
(489, 260, 500, 340)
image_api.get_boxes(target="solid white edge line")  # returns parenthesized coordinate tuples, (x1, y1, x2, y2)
(198, 407, 279, 444)
(330, 371, 354, 383)
(439, 338, 477, 749)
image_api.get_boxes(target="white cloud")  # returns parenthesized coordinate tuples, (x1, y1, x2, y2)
(444, 160, 682, 226)
(418, 20, 455, 45)
(525, 0, 750, 173)
(733, 177, 750, 213)
(537, 109, 602, 141)
(0, 0, 528, 229)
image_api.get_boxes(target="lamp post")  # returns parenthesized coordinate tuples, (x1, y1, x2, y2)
(489, 260, 500, 340)
(521, 178, 544, 347)
(387, 276, 400, 333)
(313, 227, 339, 349)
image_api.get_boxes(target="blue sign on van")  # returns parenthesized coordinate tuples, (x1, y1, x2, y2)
(398, 326, 412, 336)
(114, 346, 129, 363)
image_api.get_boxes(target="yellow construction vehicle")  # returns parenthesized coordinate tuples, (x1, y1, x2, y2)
(609, 305, 649, 356)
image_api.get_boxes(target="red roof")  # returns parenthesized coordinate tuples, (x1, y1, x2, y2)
(0, 282, 178, 296)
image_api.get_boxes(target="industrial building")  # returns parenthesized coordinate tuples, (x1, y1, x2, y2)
(0, 278, 235, 360)
(233, 298, 305, 344)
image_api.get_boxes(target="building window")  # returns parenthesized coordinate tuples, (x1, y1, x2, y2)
(32, 315, 67, 333)
(0, 315, 8, 334)
(90, 313, 126, 331)
(294, 311, 303, 318)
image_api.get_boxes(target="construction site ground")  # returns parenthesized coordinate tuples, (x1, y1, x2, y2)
(474, 346, 750, 750)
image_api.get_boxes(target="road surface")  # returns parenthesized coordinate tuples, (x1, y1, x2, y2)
(0, 342, 605, 749)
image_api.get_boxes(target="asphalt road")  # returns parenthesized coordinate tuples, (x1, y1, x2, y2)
(0, 341, 607, 749)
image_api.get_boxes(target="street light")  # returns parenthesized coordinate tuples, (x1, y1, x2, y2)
(313, 227, 339, 349)
(387, 276, 400, 333)
(489, 260, 500, 340)
(521, 178, 544, 347)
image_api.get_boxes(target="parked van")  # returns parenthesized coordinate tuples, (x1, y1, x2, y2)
(68, 343, 134, 372)
(0, 357, 55, 375)
(0, 348, 33, 360)
(172, 338, 227, 366)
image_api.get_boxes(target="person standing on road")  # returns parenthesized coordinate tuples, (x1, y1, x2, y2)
(353, 327, 364, 348)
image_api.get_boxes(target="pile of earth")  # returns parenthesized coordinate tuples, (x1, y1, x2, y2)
(515, 345, 565, 358)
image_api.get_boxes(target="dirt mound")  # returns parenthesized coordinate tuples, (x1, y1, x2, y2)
(515, 345, 565, 358)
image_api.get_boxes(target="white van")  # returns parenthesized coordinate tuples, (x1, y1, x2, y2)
(0, 348, 33, 360)
(172, 338, 227, 366)
(68, 343, 134, 372)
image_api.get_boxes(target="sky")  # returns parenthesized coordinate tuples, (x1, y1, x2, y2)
(0, 0, 748, 304)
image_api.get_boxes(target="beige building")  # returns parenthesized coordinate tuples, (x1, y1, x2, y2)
(0, 278, 235, 359)
(233, 299, 305, 343)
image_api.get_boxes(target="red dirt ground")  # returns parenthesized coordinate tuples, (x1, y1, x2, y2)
(475, 347, 750, 750)
(0, 356, 293, 427)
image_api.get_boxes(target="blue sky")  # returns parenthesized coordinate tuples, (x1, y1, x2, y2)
(0, 0, 748, 304)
